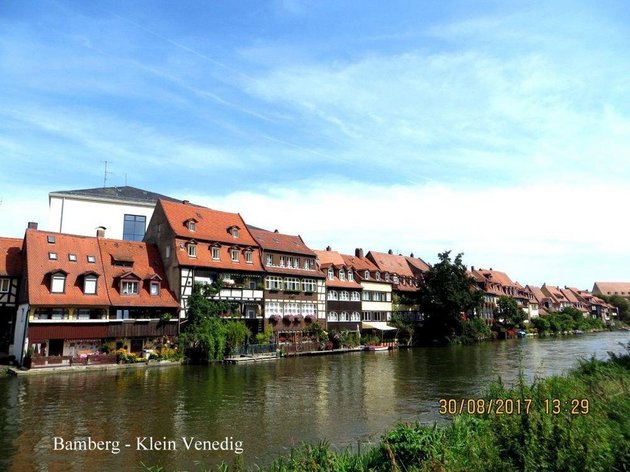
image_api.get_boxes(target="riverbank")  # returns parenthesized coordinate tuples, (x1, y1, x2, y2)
(6, 359, 182, 376)
(148, 342, 630, 472)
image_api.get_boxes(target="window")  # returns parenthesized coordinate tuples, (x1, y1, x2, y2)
(87, 255, 96, 263)
(328, 290, 338, 301)
(375, 272, 381, 281)
(280, 256, 286, 267)
(212, 246, 221, 260)
(302, 279, 316, 292)
(68, 254, 77, 262)
(348, 270, 354, 282)
(150, 282, 160, 296)
(340, 291, 350, 301)
(293, 258, 299, 268)
(266, 254, 273, 265)
(303, 259, 310, 270)
(245, 250, 253, 264)
(51, 273, 65, 293)
(328, 312, 338, 322)
(83, 275, 97, 295)
(327, 268, 334, 280)
(362, 291, 369, 301)
(362, 312, 371, 321)
(284, 303, 299, 316)
(285, 278, 300, 291)
(351, 292, 360, 301)
(265, 276, 283, 290)
(351, 312, 361, 321)
(385, 273, 390, 282)
(48, 252, 57, 260)
(393, 275, 400, 284)
(230, 227, 239, 238)
(187, 220, 196, 231)
(265, 301, 281, 316)
(187, 243, 197, 257)
(339, 270, 346, 281)
(0, 278, 10, 293)
(364, 270, 370, 279)
(340, 312, 349, 321)
(231, 248, 239, 262)
(121, 280, 139, 295)
(47, 235, 56, 243)
(123, 214, 146, 241)
(301, 304, 315, 316)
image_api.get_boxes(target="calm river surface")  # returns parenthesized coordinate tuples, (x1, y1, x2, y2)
(0, 331, 628, 471)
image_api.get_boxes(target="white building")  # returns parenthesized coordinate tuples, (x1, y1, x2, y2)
(48, 186, 177, 241)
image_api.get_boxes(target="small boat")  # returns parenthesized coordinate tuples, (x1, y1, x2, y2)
(366, 345, 389, 351)
(516, 330, 527, 338)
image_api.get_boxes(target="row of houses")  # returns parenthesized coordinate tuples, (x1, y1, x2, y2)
(0, 187, 622, 367)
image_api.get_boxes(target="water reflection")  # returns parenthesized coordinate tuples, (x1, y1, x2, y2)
(0, 331, 627, 471)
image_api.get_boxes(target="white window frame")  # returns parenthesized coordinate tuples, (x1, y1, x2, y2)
(285, 277, 300, 291)
(48, 252, 57, 260)
(328, 290, 338, 301)
(351, 292, 360, 301)
(328, 312, 338, 322)
(340, 291, 350, 301)
(83, 275, 97, 295)
(245, 250, 253, 264)
(212, 246, 221, 260)
(265, 276, 283, 290)
(51, 274, 65, 293)
(364, 270, 370, 279)
(265, 301, 281, 317)
(68, 254, 77, 262)
(187, 243, 197, 258)
(87, 255, 96, 263)
(150, 282, 160, 296)
(348, 270, 354, 282)
(351, 312, 361, 321)
(339, 270, 346, 281)
(301, 304, 315, 316)
(231, 248, 239, 262)
(284, 303, 299, 316)
(121, 280, 139, 295)
(340, 312, 349, 321)
(266, 254, 273, 266)
(327, 268, 334, 280)
(302, 279, 316, 292)
(230, 227, 239, 238)
(188, 220, 196, 231)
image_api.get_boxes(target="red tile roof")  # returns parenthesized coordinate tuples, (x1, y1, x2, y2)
(404, 256, 430, 273)
(0, 237, 23, 277)
(341, 254, 379, 273)
(159, 199, 259, 246)
(25, 229, 178, 309)
(314, 249, 346, 267)
(326, 279, 362, 289)
(474, 268, 515, 287)
(174, 238, 264, 272)
(249, 228, 316, 257)
(593, 282, 630, 296)
(367, 251, 415, 278)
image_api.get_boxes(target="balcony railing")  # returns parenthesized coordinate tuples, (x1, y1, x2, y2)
(211, 288, 264, 301)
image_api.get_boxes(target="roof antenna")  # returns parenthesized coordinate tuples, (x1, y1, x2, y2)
(102, 160, 113, 187)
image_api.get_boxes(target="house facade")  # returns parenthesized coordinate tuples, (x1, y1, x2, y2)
(315, 248, 363, 332)
(144, 199, 265, 333)
(12, 225, 179, 366)
(249, 227, 325, 335)
(49, 186, 178, 241)
(0, 237, 23, 357)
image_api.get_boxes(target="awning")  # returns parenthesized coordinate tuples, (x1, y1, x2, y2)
(361, 322, 397, 331)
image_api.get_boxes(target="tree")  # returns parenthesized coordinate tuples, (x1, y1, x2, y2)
(495, 296, 525, 328)
(179, 282, 250, 361)
(416, 251, 483, 343)
(598, 294, 630, 322)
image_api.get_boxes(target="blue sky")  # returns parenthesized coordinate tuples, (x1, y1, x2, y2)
(0, 0, 628, 288)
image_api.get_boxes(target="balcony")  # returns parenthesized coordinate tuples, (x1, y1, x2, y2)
(211, 288, 264, 301)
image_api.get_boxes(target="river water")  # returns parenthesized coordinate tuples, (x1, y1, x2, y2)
(0, 331, 627, 471)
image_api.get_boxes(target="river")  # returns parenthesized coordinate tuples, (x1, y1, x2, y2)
(0, 331, 627, 471)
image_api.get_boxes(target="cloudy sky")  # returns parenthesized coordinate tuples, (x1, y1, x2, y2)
(1, 0, 628, 288)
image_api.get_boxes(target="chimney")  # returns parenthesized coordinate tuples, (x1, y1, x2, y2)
(182, 200, 190, 205)
(96, 226, 106, 238)
(410, 252, 414, 258)
(355, 248, 363, 258)
(326, 246, 331, 251)
(274, 229, 279, 233)
(27, 222, 38, 230)
(388, 249, 393, 255)
(471, 266, 475, 271)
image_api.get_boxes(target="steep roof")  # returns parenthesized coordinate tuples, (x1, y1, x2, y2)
(158, 199, 259, 246)
(0, 237, 23, 277)
(593, 282, 630, 296)
(249, 227, 316, 257)
(367, 251, 414, 277)
(527, 285, 551, 304)
(49, 186, 178, 205)
(341, 254, 379, 273)
(25, 229, 178, 308)
(314, 249, 346, 267)
(474, 268, 515, 287)
(404, 256, 431, 273)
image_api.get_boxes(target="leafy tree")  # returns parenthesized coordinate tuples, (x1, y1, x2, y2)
(391, 314, 415, 346)
(179, 282, 249, 361)
(495, 296, 525, 328)
(598, 294, 630, 322)
(416, 251, 483, 343)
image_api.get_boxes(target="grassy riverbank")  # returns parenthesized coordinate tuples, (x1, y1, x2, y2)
(146, 342, 630, 472)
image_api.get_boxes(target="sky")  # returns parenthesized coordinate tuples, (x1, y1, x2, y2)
(0, 0, 628, 289)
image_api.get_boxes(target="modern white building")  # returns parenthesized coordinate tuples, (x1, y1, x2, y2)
(48, 186, 178, 241)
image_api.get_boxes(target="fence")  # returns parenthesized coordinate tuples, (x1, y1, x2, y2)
(29, 354, 118, 369)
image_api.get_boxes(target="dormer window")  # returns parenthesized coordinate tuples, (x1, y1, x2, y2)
(266, 254, 273, 265)
(48, 252, 58, 260)
(245, 249, 253, 264)
(211, 245, 221, 260)
(51, 272, 66, 293)
(327, 268, 334, 280)
(348, 270, 354, 282)
(121, 280, 139, 295)
(47, 235, 56, 244)
(375, 272, 381, 281)
(187, 242, 197, 258)
(231, 248, 239, 262)
(187, 220, 196, 232)
(229, 226, 240, 238)
(339, 270, 346, 281)
(385, 273, 390, 282)
(364, 270, 370, 280)
(150, 281, 160, 296)
(68, 254, 77, 262)
(84, 275, 97, 295)
(87, 255, 96, 263)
